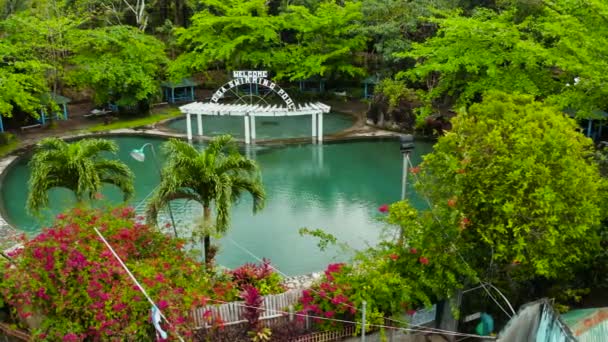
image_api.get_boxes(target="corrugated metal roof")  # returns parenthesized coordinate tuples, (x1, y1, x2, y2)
(561, 308, 608, 342)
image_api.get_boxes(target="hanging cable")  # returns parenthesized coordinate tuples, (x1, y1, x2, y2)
(203, 298, 497, 340)
(225, 236, 482, 336)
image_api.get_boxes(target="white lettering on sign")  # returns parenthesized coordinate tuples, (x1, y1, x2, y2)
(232, 70, 268, 79)
(211, 71, 295, 110)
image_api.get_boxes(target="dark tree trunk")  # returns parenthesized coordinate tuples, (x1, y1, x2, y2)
(203, 206, 212, 267)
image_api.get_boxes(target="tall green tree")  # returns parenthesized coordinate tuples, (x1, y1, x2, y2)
(0, 40, 48, 119)
(402, 1, 608, 117)
(171, 0, 366, 81)
(68, 25, 167, 108)
(146, 136, 265, 265)
(27, 138, 134, 214)
(171, 0, 284, 78)
(414, 92, 606, 286)
(276, 0, 366, 80)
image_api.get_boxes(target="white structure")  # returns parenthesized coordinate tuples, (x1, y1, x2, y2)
(179, 102, 332, 144)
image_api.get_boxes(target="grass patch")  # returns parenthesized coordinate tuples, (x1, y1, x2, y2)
(86, 107, 183, 133)
(0, 138, 20, 158)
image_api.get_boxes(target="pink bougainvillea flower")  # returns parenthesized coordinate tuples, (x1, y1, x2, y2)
(326, 263, 344, 274)
(410, 248, 417, 254)
(164, 222, 172, 228)
(378, 204, 389, 213)
(157, 300, 169, 310)
(56, 213, 67, 220)
(62, 333, 79, 342)
(324, 311, 335, 318)
(388, 253, 399, 261)
(419, 257, 429, 265)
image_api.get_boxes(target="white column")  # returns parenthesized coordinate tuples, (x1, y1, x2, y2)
(312, 113, 317, 141)
(244, 115, 251, 144)
(186, 113, 192, 142)
(250, 115, 256, 141)
(197, 114, 203, 136)
(318, 112, 324, 142)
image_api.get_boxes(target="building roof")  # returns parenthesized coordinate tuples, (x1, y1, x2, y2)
(561, 307, 608, 341)
(161, 78, 198, 88)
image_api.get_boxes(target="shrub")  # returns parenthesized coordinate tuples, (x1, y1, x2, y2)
(1, 205, 209, 341)
(229, 259, 285, 296)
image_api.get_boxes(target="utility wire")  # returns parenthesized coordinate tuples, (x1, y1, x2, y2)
(225, 236, 482, 337)
(204, 298, 496, 340)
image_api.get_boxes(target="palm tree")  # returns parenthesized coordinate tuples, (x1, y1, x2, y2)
(27, 137, 135, 214)
(145, 135, 265, 265)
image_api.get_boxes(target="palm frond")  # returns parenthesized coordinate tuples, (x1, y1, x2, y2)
(206, 134, 237, 156)
(230, 175, 266, 213)
(79, 139, 119, 159)
(145, 187, 202, 227)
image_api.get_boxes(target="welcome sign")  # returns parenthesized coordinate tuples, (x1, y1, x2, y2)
(211, 70, 296, 110)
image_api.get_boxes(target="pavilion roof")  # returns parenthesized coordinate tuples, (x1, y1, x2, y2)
(179, 102, 331, 117)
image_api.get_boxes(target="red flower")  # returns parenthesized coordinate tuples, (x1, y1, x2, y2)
(94, 193, 104, 200)
(388, 253, 399, 261)
(165, 222, 172, 228)
(459, 217, 471, 230)
(419, 257, 429, 265)
(410, 248, 417, 254)
(410, 166, 421, 174)
(447, 197, 457, 208)
(56, 213, 67, 220)
(456, 169, 466, 174)
(407, 309, 416, 316)
(378, 204, 389, 213)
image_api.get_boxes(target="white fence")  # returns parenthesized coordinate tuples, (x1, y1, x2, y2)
(191, 289, 303, 328)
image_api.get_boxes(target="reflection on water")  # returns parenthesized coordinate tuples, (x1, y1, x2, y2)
(0, 136, 433, 275)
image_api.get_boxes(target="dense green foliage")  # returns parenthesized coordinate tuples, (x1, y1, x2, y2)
(146, 136, 265, 265)
(27, 138, 134, 214)
(413, 92, 607, 297)
(68, 26, 167, 107)
(402, 0, 608, 118)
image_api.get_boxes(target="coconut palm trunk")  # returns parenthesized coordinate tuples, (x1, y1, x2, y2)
(145, 135, 265, 268)
(203, 205, 212, 265)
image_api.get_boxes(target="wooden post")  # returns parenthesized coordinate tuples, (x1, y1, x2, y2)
(361, 301, 366, 342)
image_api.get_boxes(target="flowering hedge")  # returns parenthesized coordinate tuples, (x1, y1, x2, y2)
(1, 206, 209, 341)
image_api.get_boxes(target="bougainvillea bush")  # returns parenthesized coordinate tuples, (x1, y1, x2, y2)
(298, 201, 476, 334)
(1, 205, 209, 341)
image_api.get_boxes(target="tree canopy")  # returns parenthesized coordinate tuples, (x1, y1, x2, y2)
(415, 92, 607, 282)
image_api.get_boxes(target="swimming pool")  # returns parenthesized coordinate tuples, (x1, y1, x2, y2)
(0, 135, 433, 275)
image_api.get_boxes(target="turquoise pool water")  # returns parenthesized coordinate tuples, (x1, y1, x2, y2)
(167, 113, 354, 139)
(0, 136, 433, 275)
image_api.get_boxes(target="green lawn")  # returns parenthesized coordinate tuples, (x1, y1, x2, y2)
(86, 108, 183, 133)
(0, 138, 20, 158)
